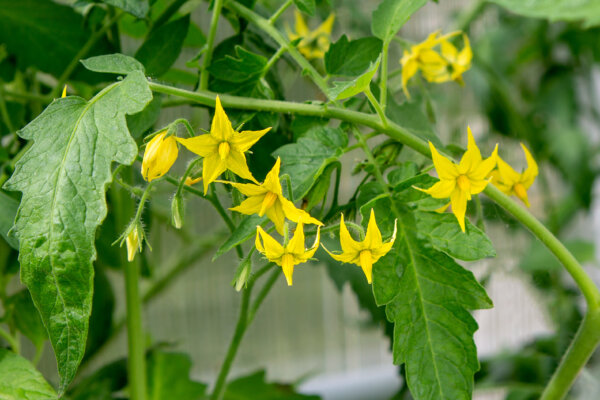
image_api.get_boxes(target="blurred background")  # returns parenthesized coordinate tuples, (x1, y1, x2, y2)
(2, 0, 600, 399)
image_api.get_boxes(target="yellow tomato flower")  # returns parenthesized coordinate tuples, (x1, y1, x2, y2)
(417, 127, 498, 232)
(323, 209, 397, 284)
(126, 226, 141, 262)
(287, 10, 335, 60)
(141, 131, 179, 182)
(255, 222, 320, 286)
(61, 85, 67, 98)
(491, 143, 538, 207)
(223, 157, 322, 235)
(176, 96, 270, 193)
(439, 34, 472, 84)
(184, 176, 202, 186)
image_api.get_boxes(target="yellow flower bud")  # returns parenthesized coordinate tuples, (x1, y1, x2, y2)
(126, 226, 141, 262)
(141, 131, 179, 182)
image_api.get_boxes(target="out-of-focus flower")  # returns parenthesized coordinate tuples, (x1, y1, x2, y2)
(287, 10, 335, 59)
(491, 143, 538, 207)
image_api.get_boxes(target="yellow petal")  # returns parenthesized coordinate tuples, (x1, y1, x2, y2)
(303, 225, 320, 260)
(359, 250, 373, 284)
(141, 133, 179, 182)
(315, 13, 335, 35)
(469, 179, 490, 195)
(322, 243, 358, 264)
(294, 10, 309, 36)
(185, 176, 202, 186)
(469, 144, 498, 181)
(372, 219, 397, 261)
(418, 179, 456, 199)
(61, 85, 67, 98)
(401, 58, 419, 99)
(266, 199, 286, 235)
(256, 226, 284, 259)
(450, 188, 468, 233)
(176, 134, 218, 158)
(496, 155, 520, 186)
(202, 153, 228, 193)
(262, 157, 283, 195)
(520, 143, 538, 188)
(211, 96, 234, 142)
(225, 150, 258, 183)
(458, 127, 482, 174)
(279, 196, 323, 226)
(435, 202, 451, 213)
(513, 183, 531, 207)
(230, 194, 265, 216)
(441, 40, 458, 62)
(287, 222, 306, 255)
(224, 181, 267, 197)
(364, 209, 383, 249)
(230, 127, 271, 153)
(339, 214, 361, 255)
(281, 253, 295, 286)
(429, 142, 459, 180)
(457, 34, 472, 67)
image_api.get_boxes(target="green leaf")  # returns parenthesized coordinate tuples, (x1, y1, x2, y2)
(0, 349, 57, 400)
(127, 95, 163, 138)
(147, 351, 207, 400)
(84, 267, 115, 360)
(489, 0, 600, 28)
(3, 71, 152, 392)
(68, 358, 127, 400)
(7, 290, 47, 350)
(100, 0, 149, 18)
(215, 214, 267, 259)
(272, 126, 348, 199)
(371, 0, 428, 42)
(135, 15, 190, 77)
(0, 0, 114, 79)
(364, 197, 492, 400)
(385, 96, 442, 147)
(223, 370, 320, 400)
(0, 190, 19, 249)
(325, 35, 383, 76)
(415, 211, 496, 261)
(81, 53, 145, 75)
(208, 46, 268, 83)
(293, 0, 316, 15)
(327, 56, 381, 100)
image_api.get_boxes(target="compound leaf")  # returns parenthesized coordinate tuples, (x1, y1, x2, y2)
(0, 349, 57, 400)
(371, 0, 428, 42)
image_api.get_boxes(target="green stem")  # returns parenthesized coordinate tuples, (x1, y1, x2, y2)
(268, 0, 293, 25)
(364, 87, 388, 127)
(540, 310, 600, 400)
(0, 327, 19, 353)
(2, 90, 51, 103)
(0, 83, 15, 133)
(200, 0, 224, 90)
(227, 1, 330, 95)
(379, 41, 390, 110)
(248, 268, 280, 323)
(51, 11, 123, 98)
(261, 46, 287, 78)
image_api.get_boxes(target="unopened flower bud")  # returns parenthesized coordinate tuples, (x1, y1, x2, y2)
(141, 131, 179, 182)
(171, 193, 184, 229)
(234, 258, 252, 292)
(126, 226, 141, 262)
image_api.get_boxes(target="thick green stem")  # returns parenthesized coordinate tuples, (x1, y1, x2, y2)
(200, 0, 224, 90)
(365, 87, 388, 127)
(540, 310, 600, 400)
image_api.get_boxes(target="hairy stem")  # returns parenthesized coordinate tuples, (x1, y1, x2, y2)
(200, 0, 224, 90)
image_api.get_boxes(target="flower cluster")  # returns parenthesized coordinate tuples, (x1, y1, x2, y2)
(286, 11, 335, 60)
(400, 31, 472, 98)
(417, 127, 538, 232)
(138, 96, 395, 286)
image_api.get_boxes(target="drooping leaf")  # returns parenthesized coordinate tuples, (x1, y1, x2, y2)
(6, 290, 47, 350)
(364, 197, 492, 400)
(272, 126, 348, 199)
(81, 53, 145, 75)
(100, 0, 150, 18)
(415, 211, 496, 261)
(327, 56, 381, 100)
(147, 351, 207, 400)
(208, 46, 268, 83)
(3, 71, 152, 392)
(135, 15, 190, 77)
(0, 190, 19, 249)
(0, 349, 57, 400)
(489, 0, 600, 28)
(325, 35, 383, 76)
(293, 0, 316, 15)
(223, 370, 320, 400)
(371, 0, 428, 42)
(0, 0, 113, 79)
(215, 214, 267, 259)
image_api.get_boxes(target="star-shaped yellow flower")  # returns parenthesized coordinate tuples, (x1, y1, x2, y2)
(323, 209, 397, 284)
(176, 96, 270, 193)
(400, 30, 459, 98)
(255, 222, 320, 286)
(417, 127, 498, 232)
(141, 131, 179, 182)
(223, 157, 322, 235)
(287, 10, 335, 60)
(439, 33, 472, 84)
(491, 143, 538, 207)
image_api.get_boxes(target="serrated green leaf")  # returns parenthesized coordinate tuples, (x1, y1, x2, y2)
(272, 126, 347, 199)
(489, 0, 600, 27)
(208, 46, 268, 83)
(0, 0, 113, 80)
(147, 351, 207, 400)
(3, 71, 152, 392)
(306, 162, 339, 210)
(135, 15, 190, 77)
(223, 370, 320, 400)
(293, 0, 316, 15)
(362, 197, 492, 400)
(81, 53, 145, 75)
(0, 349, 57, 400)
(0, 190, 19, 249)
(415, 211, 496, 261)
(100, 0, 149, 18)
(325, 35, 383, 76)
(215, 214, 267, 259)
(327, 56, 381, 100)
(371, 0, 428, 42)
(7, 290, 47, 350)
